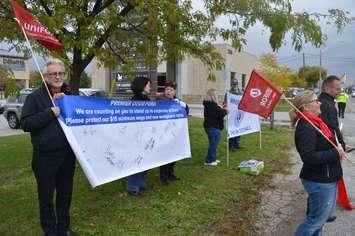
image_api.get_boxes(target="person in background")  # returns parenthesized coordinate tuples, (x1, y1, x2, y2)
(336, 89, 349, 118)
(203, 89, 227, 166)
(20, 59, 78, 236)
(290, 90, 344, 236)
(157, 80, 189, 185)
(126, 76, 151, 196)
(224, 80, 243, 150)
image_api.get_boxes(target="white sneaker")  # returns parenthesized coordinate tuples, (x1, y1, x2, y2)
(215, 160, 221, 164)
(204, 161, 218, 166)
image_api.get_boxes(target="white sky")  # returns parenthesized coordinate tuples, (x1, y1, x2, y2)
(192, 0, 355, 85)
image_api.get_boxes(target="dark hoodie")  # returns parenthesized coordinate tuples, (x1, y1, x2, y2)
(203, 100, 227, 130)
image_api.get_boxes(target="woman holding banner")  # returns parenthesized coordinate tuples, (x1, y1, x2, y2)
(289, 90, 344, 236)
(126, 76, 151, 196)
(203, 89, 227, 166)
(157, 80, 189, 185)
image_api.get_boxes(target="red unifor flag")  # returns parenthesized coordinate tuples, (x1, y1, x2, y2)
(238, 69, 282, 118)
(11, 0, 64, 51)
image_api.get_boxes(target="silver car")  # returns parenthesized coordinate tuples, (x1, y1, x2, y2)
(3, 88, 34, 129)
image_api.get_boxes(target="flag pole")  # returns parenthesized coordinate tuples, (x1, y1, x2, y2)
(259, 117, 262, 149)
(15, 18, 54, 106)
(226, 92, 230, 167)
(283, 96, 355, 165)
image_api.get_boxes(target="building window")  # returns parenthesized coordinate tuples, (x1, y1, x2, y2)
(227, 49, 233, 55)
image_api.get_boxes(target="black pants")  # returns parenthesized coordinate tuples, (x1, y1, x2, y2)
(159, 162, 176, 182)
(338, 102, 346, 118)
(32, 148, 76, 234)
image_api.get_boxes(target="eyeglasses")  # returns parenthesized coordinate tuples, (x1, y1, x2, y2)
(46, 71, 66, 78)
(308, 98, 319, 104)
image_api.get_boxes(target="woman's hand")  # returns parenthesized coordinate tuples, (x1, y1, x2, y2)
(336, 144, 345, 158)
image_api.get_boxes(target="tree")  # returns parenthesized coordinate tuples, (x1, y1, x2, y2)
(29, 71, 42, 88)
(259, 53, 301, 89)
(298, 66, 327, 87)
(80, 71, 91, 88)
(0, 1, 352, 92)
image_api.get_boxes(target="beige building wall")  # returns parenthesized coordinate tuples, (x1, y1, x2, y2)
(0, 54, 30, 88)
(91, 58, 111, 91)
(91, 44, 257, 102)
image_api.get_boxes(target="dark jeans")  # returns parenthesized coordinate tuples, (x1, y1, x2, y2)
(160, 162, 176, 182)
(204, 127, 222, 163)
(32, 148, 76, 234)
(229, 136, 241, 149)
(126, 171, 147, 192)
(338, 102, 346, 118)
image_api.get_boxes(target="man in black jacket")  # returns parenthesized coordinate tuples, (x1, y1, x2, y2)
(319, 75, 345, 149)
(317, 75, 343, 222)
(20, 59, 78, 236)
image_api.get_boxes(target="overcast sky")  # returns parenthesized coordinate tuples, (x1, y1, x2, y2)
(197, 0, 355, 86)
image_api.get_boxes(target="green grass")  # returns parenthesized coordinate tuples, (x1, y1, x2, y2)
(275, 99, 293, 112)
(0, 117, 293, 235)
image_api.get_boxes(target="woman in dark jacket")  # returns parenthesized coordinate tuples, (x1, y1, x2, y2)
(203, 88, 227, 166)
(290, 90, 344, 236)
(126, 76, 151, 196)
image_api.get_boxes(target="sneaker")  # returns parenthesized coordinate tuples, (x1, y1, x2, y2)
(215, 160, 221, 164)
(204, 161, 218, 166)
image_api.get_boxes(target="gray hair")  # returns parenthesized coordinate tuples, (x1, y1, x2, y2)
(42, 58, 65, 74)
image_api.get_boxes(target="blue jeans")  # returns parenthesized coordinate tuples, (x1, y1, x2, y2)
(126, 171, 147, 192)
(205, 127, 222, 163)
(294, 179, 337, 236)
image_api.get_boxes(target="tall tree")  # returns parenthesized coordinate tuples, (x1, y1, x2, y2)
(0, 64, 14, 90)
(298, 66, 327, 87)
(0, 1, 352, 92)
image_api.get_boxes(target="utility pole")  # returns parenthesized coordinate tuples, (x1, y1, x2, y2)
(318, 49, 322, 89)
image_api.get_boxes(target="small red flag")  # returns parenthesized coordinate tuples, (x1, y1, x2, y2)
(11, 0, 64, 51)
(238, 69, 282, 118)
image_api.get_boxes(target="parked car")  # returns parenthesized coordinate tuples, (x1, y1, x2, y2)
(0, 100, 5, 115)
(3, 88, 34, 129)
(79, 88, 107, 97)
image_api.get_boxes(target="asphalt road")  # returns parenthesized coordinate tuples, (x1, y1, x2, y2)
(0, 115, 23, 137)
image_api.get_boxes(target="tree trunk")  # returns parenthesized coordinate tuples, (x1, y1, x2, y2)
(69, 50, 85, 94)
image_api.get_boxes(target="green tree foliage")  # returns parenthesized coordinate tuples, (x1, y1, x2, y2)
(298, 66, 327, 87)
(29, 71, 42, 88)
(4, 79, 21, 97)
(259, 53, 302, 88)
(0, 1, 352, 92)
(80, 71, 91, 88)
(0, 64, 14, 90)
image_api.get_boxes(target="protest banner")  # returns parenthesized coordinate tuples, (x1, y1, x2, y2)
(227, 93, 260, 138)
(56, 96, 191, 187)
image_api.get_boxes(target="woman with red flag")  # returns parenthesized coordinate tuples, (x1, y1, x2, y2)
(290, 90, 345, 236)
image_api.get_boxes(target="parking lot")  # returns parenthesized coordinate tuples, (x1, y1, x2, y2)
(0, 115, 23, 137)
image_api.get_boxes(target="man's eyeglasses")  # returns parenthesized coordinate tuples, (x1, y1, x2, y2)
(46, 72, 66, 78)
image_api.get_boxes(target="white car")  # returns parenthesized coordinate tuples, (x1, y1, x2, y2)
(79, 88, 107, 97)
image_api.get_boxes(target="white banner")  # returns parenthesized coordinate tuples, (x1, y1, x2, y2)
(56, 96, 191, 187)
(227, 93, 260, 138)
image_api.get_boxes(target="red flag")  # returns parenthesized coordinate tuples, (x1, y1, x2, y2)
(11, 0, 64, 51)
(238, 69, 282, 118)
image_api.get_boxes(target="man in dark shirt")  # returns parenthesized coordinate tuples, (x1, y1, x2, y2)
(317, 75, 344, 222)
(20, 59, 78, 236)
(319, 75, 345, 149)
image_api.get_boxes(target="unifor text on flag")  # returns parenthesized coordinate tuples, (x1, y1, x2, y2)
(11, 0, 64, 51)
(238, 69, 282, 118)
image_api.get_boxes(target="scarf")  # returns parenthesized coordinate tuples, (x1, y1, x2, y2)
(298, 111, 335, 143)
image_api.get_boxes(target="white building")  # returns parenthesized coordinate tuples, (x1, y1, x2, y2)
(91, 43, 257, 103)
(0, 53, 30, 88)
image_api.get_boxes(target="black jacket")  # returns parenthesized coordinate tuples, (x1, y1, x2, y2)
(20, 84, 72, 152)
(319, 92, 345, 148)
(203, 100, 227, 130)
(295, 119, 342, 183)
(132, 93, 150, 101)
